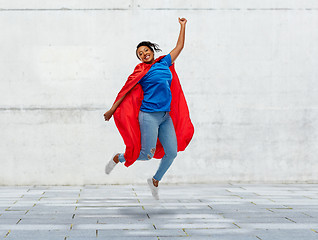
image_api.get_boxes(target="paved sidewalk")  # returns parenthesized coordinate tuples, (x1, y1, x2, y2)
(0, 184, 318, 240)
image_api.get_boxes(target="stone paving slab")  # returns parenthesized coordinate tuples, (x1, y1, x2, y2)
(0, 183, 317, 239)
(97, 229, 186, 237)
(253, 229, 318, 240)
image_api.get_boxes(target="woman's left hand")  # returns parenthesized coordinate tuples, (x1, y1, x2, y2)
(104, 109, 114, 121)
(178, 17, 187, 26)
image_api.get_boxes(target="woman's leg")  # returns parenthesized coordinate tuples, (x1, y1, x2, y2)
(153, 112, 178, 181)
(118, 111, 160, 163)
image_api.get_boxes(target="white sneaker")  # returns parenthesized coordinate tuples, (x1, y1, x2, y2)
(105, 154, 119, 174)
(147, 178, 159, 200)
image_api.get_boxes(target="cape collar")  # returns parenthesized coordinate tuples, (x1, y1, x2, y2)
(138, 55, 166, 70)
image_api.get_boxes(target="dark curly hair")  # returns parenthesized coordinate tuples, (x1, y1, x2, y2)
(136, 41, 162, 60)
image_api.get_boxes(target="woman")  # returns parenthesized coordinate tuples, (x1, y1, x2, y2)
(104, 18, 194, 200)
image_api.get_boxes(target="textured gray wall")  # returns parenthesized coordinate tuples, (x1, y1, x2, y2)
(0, 0, 318, 185)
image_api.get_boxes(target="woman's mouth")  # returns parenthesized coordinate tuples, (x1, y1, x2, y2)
(144, 55, 150, 60)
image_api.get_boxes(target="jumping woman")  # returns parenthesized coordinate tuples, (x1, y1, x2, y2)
(104, 18, 194, 200)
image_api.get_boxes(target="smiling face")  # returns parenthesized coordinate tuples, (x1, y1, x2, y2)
(137, 46, 155, 64)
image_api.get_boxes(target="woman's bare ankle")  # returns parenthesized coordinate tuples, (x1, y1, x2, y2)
(113, 153, 120, 163)
(152, 178, 159, 187)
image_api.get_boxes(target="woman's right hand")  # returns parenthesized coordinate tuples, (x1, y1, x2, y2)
(104, 109, 114, 121)
(178, 17, 187, 26)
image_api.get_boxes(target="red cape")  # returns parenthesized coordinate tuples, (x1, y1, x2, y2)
(113, 55, 194, 167)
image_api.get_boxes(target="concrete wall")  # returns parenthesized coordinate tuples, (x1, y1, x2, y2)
(1, 0, 318, 185)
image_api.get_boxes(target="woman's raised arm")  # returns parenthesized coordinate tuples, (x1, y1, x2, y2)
(170, 18, 187, 63)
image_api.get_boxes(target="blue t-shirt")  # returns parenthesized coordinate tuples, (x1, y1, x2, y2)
(139, 54, 173, 112)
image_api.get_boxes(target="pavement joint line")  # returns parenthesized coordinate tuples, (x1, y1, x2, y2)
(285, 217, 297, 223)
(304, 195, 312, 199)
(25, 210, 29, 214)
(267, 198, 276, 202)
(182, 228, 189, 236)
(4, 230, 10, 238)
(266, 208, 274, 213)
(32, 203, 36, 207)
(233, 194, 243, 199)
(282, 205, 292, 209)
(271, 207, 293, 209)
(302, 212, 313, 217)
(232, 222, 241, 228)
(132, 187, 158, 231)
(218, 213, 225, 218)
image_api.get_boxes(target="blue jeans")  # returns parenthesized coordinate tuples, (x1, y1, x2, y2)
(118, 111, 177, 181)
